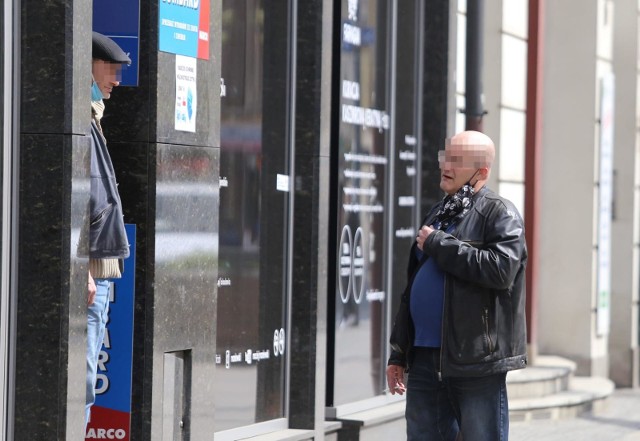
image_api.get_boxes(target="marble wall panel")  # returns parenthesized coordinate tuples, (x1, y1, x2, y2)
(21, 0, 91, 135)
(290, 153, 330, 429)
(16, 0, 93, 436)
(14, 133, 89, 439)
(151, 143, 219, 439)
(106, 139, 153, 439)
(288, 0, 333, 431)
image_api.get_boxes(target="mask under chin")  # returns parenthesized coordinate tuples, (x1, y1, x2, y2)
(91, 81, 104, 102)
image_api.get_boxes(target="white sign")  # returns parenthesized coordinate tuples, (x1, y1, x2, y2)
(276, 174, 290, 192)
(175, 55, 197, 132)
(597, 73, 614, 336)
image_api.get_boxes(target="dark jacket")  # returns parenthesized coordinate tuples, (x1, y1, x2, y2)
(89, 120, 129, 259)
(389, 186, 527, 377)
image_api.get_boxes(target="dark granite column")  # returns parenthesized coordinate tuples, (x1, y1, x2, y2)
(104, 0, 221, 439)
(15, 0, 92, 439)
(421, 0, 452, 211)
(288, 0, 333, 435)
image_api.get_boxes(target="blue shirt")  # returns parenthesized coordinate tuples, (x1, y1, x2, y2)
(410, 247, 445, 347)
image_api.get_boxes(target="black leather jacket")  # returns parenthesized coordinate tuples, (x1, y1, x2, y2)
(389, 186, 527, 377)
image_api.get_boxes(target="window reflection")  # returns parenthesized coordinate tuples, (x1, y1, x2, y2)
(332, 0, 390, 405)
(333, 0, 390, 405)
(216, 0, 289, 431)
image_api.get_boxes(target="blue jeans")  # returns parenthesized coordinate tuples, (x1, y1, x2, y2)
(86, 279, 110, 426)
(406, 347, 509, 441)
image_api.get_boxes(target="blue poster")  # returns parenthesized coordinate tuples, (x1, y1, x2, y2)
(85, 224, 136, 441)
(93, 0, 141, 86)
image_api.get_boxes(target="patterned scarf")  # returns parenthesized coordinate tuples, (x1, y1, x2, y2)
(432, 183, 476, 231)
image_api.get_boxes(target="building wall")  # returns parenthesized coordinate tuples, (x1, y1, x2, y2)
(610, 0, 640, 387)
(538, 0, 611, 376)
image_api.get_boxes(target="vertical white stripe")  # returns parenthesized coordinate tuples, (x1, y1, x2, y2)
(1, 0, 18, 437)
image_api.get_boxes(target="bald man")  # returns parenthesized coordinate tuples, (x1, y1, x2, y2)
(387, 131, 527, 441)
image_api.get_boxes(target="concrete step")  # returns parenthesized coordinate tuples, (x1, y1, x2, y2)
(507, 355, 576, 399)
(509, 376, 615, 421)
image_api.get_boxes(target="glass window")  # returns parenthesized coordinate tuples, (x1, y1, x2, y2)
(215, 0, 291, 432)
(332, 0, 391, 406)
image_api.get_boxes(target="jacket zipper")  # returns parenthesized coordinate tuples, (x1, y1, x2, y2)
(484, 307, 494, 353)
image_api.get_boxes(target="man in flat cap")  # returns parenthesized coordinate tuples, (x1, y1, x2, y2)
(86, 31, 131, 429)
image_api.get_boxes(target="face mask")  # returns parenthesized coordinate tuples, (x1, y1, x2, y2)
(91, 80, 103, 102)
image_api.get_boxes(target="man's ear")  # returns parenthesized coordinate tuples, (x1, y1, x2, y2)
(478, 167, 490, 180)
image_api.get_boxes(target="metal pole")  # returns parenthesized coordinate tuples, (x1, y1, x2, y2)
(465, 0, 484, 132)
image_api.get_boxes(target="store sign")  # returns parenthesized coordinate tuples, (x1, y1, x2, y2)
(86, 225, 136, 441)
(93, 0, 141, 86)
(159, 0, 210, 59)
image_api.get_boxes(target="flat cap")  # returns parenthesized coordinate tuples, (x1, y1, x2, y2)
(92, 31, 131, 64)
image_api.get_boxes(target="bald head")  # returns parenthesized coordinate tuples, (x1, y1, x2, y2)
(438, 130, 495, 195)
(446, 130, 495, 168)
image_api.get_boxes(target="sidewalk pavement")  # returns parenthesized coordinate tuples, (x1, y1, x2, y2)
(511, 388, 640, 440)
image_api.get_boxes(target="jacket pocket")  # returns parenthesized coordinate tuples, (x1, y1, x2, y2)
(91, 203, 113, 228)
(447, 287, 495, 364)
(89, 203, 114, 254)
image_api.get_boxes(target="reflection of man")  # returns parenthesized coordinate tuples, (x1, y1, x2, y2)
(387, 131, 527, 440)
(86, 32, 131, 428)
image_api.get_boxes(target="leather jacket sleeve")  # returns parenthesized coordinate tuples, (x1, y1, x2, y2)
(387, 349, 406, 367)
(422, 200, 525, 290)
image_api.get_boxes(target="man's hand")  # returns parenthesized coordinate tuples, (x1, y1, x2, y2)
(88, 273, 96, 306)
(416, 225, 435, 250)
(385, 364, 407, 395)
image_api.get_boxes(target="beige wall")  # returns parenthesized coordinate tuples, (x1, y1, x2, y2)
(610, 0, 640, 387)
(538, 0, 609, 377)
